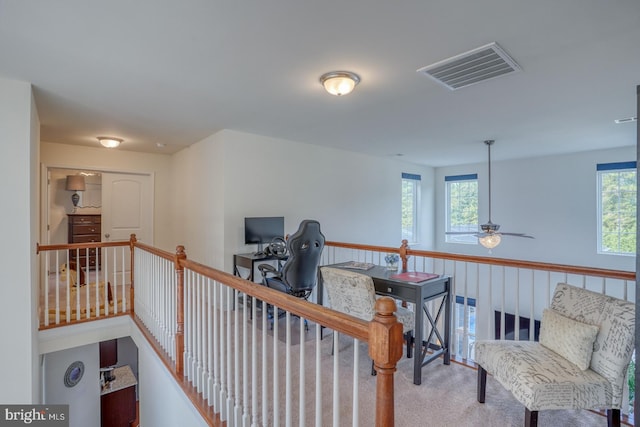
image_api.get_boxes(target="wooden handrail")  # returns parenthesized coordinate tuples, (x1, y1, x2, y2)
(37, 240, 130, 253)
(325, 240, 636, 281)
(133, 239, 175, 261)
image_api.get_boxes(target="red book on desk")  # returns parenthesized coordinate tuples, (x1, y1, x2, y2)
(390, 271, 438, 284)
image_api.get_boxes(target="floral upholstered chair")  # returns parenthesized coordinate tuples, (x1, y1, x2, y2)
(320, 266, 415, 372)
(475, 283, 635, 427)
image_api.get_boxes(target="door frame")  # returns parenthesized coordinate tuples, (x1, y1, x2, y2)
(40, 162, 155, 246)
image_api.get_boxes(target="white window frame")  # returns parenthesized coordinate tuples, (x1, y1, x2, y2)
(445, 174, 478, 244)
(401, 173, 420, 245)
(597, 161, 637, 256)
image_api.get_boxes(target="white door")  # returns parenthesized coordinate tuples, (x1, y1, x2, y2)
(101, 172, 153, 244)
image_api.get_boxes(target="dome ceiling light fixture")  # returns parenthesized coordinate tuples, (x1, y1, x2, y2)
(320, 71, 360, 96)
(97, 136, 123, 148)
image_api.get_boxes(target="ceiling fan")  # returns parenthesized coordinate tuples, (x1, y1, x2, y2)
(447, 139, 534, 250)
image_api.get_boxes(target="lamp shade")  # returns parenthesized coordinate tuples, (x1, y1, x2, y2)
(66, 175, 86, 192)
(320, 71, 360, 96)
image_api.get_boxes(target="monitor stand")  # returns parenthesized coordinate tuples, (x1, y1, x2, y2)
(253, 243, 265, 257)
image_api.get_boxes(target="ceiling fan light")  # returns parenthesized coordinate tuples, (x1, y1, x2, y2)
(479, 233, 501, 249)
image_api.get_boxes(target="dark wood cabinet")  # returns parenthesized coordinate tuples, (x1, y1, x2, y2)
(99, 339, 118, 368)
(67, 214, 101, 269)
(101, 365, 137, 427)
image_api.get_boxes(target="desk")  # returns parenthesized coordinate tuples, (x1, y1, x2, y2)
(320, 264, 451, 385)
(233, 252, 287, 282)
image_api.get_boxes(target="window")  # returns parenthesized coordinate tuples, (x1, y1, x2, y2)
(455, 296, 476, 360)
(401, 173, 420, 244)
(445, 174, 478, 244)
(597, 162, 636, 255)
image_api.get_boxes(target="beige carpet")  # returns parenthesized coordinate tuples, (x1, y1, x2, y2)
(325, 333, 607, 427)
(249, 315, 609, 427)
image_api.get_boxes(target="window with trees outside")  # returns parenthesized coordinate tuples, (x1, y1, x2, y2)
(401, 173, 420, 244)
(597, 161, 636, 255)
(445, 174, 478, 244)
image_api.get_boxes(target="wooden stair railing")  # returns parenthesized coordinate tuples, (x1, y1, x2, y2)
(128, 239, 402, 426)
(325, 240, 635, 281)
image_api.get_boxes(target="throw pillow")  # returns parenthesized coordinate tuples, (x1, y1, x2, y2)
(539, 308, 599, 370)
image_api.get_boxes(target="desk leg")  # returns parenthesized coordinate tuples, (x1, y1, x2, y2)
(413, 299, 424, 386)
(443, 286, 451, 365)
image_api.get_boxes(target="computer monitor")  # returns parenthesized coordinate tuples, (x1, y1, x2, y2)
(244, 217, 285, 252)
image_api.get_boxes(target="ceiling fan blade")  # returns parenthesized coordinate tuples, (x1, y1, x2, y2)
(445, 231, 479, 235)
(499, 232, 535, 238)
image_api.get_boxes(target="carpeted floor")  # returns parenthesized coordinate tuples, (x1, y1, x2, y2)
(251, 316, 610, 427)
(326, 334, 608, 427)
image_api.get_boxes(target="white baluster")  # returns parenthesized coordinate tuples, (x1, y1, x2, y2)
(226, 286, 234, 425)
(272, 305, 280, 427)
(332, 331, 339, 427)
(315, 324, 322, 427)
(242, 292, 250, 426)
(251, 296, 258, 427)
(352, 338, 359, 427)
(286, 312, 292, 427)
(298, 316, 305, 427)
(262, 302, 268, 427)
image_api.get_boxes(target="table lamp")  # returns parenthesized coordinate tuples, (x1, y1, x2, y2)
(66, 175, 86, 209)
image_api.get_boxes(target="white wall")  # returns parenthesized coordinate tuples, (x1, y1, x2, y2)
(435, 145, 636, 271)
(170, 129, 435, 273)
(0, 77, 40, 403)
(39, 317, 206, 427)
(170, 132, 226, 268)
(43, 344, 100, 427)
(129, 324, 208, 427)
(40, 142, 175, 251)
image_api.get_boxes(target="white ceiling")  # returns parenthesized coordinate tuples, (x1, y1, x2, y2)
(0, 0, 638, 166)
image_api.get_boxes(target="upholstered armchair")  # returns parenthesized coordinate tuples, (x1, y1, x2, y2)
(320, 266, 415, 372)
(475, 283, 635, 427)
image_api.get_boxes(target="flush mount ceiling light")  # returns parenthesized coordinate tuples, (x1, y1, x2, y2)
(97, 136, 123, 148)
(320, 71, 360, 96)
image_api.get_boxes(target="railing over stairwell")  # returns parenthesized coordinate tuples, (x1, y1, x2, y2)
(37, 240, 134, 328)
(38, 236, 636, 424)
(322, 241, 637, 418)
(131, 240, 403, 427)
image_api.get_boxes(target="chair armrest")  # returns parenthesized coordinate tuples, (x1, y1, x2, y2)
(258, 263, 281, 279)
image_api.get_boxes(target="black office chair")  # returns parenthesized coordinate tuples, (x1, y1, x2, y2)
(258, 219, 325, 300)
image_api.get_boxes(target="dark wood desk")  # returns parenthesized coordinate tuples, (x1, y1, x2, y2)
(320, 264, 451, 385)
(233, 252, 287, 282)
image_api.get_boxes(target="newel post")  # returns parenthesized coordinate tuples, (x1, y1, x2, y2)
(369, 297, 403, 427)
(129, 234, 137, 315)
(175, 245, 187, 376)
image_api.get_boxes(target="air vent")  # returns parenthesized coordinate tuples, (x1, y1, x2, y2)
(417, 42, 521, 91)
